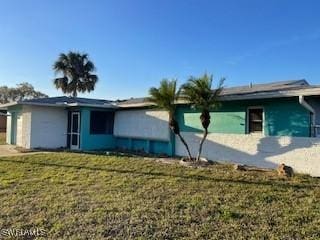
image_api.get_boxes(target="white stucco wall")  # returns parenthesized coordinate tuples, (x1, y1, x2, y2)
(16, 113, 23, 147)
(114, 110, 170, 141)
(29, 106, 68, 149)
(5, 107, 32, 148)
(6, 115, 11, 144)
(21, 107, 32, 148)
(176, 132, 320, 177)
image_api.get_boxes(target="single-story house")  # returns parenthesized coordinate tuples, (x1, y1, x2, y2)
(2, 79, 320, 176)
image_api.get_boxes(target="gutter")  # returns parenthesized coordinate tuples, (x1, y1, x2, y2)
(299, 95, 316, 137)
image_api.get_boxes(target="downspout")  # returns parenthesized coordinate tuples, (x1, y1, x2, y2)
(299, 95, 316, 137)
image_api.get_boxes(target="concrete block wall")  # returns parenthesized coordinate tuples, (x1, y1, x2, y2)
(114, 109, 173, 155)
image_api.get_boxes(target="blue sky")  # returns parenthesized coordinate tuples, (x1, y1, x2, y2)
(0, 0, 319, 100)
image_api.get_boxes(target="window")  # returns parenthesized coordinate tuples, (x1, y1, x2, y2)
(90, 111, 114, 134)
(248, 108, 263, 134)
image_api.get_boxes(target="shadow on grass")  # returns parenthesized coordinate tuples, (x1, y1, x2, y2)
(0, 158, 317, 190)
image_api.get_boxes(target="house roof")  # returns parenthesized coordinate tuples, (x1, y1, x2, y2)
(117, 79, 320, 107)
(21, 96, 113, 106)
(221, 79, 308, 96)
(1, 79, 320, 110)
(115, 97, 153, 108)
(1, 96, 117, 109)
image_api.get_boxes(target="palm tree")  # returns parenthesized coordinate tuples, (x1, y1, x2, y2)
(181, 74, 224, 161)
(148, 79, 192, 160)
(53, 51, 98, 97)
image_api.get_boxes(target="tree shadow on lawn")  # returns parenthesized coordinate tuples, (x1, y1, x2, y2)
(0, 158, 317, 190)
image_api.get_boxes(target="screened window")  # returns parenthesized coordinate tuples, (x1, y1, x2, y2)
(90, 111, 114, 134)
(248, 108, 263, 133)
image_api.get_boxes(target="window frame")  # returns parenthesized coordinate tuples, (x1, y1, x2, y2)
(246, 106, 265, 135)
(89, 110, 114, 135)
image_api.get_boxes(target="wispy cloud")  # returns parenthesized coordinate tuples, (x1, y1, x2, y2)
(225, 29, 320, 65)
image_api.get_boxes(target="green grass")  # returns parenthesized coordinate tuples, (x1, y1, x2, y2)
(0, 132, 6, 145)
(0, 153, 319, 239)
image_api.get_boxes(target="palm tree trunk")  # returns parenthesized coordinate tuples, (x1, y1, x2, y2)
(169, 116, 192, 161)
(177, 133, 193, 161)
(73, 89, 77, 97)
(196, 128, 208, 161)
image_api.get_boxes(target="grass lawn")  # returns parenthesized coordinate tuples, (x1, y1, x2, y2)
(0, 132, 6, 145)
(0, 153, 319, 239)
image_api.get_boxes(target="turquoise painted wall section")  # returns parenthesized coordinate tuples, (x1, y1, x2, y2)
(176, 97, 311, 137)
(115, 137, 172, 156)
(176, 103, 246, 134)
(264, 99, 310, 137)
(132, 139, 148, 152)
(149, 140, 171, 155)
(80, 108, 115, 151)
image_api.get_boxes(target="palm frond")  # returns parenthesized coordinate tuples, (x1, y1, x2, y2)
(52, 51, 98, 96)
(181, 73, 224, 111)
(148, 79, 178, 115)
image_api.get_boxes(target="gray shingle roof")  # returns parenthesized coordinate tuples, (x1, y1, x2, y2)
(117, 79, 311, 106)
(115, 97, 148, 106)
(2, 79, 319, 109)
(21, 96, 113, 106)
(221, 79, 308, 96)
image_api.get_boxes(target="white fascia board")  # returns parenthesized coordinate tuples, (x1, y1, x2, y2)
(117, 103, 156, 108)
(0, 102, 18, 109)
(66, 103, 119, 109)
(3, 102, 119, 109)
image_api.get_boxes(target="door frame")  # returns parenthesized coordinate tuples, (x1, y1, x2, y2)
(70, 112, 80, 150)
(10, 112, 17, 145)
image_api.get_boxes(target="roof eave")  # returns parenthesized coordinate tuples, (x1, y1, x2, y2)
(0, 102, 19, 109)
(2, 102, 119, 109)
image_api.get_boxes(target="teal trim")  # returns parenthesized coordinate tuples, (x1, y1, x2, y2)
(176, 97, 311, 137)
(79, 108, 115, 151)
(10, 112, 17, 145)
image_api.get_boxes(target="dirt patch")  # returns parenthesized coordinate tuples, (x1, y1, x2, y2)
(0, 145, 46, 157)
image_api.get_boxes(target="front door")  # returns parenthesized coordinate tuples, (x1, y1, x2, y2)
(70, 112, 80, 150)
